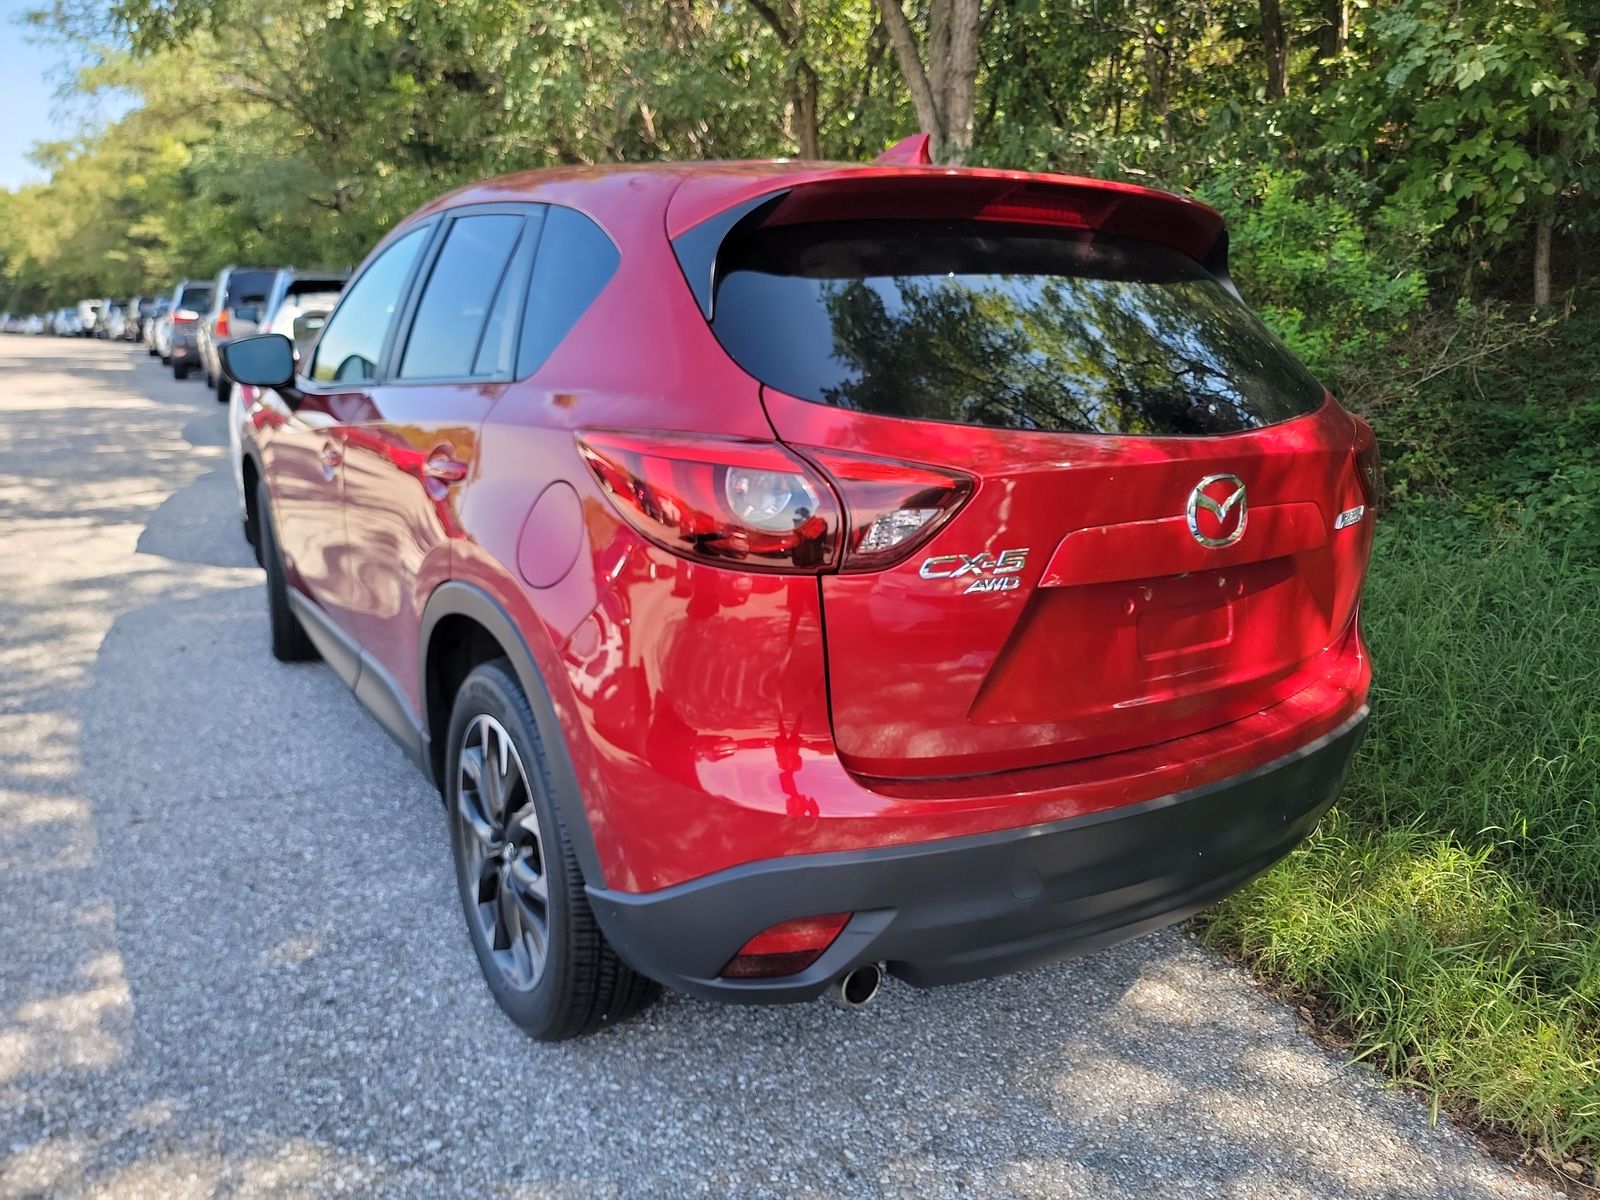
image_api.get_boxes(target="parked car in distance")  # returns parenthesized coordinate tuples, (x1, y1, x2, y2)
(199, 265, 284, 404)
(100, 304, 128, 341)
(121, 296, 149, 341)
(225, 158, 1379, 1040)
(166, 280, 214, 378)
(143, 298, 170, 356)
(228, 269, 348, 555)
(75, 299, 104, 337)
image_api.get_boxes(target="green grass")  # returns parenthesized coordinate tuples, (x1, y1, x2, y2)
(1203, 514, 1600, 1162)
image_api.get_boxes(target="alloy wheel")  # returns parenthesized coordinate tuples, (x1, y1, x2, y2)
(455, 713, 550, 992)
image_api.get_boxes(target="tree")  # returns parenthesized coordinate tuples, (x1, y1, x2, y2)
(872, 0, 982, 161)
(1340, 0, 1600, 306)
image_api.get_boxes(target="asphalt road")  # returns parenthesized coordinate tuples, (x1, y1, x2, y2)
(0, 337, 1563, 1200)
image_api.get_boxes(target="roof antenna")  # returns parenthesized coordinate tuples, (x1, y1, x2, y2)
(875, 134, 933, 166)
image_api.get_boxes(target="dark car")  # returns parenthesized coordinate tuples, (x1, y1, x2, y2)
(223, 157, 1378, 1040)
(166, 280, 215, 378)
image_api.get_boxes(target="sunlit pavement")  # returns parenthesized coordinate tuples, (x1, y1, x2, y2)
(0, 337, 1560, 1199)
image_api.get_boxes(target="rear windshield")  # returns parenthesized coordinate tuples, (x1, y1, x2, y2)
(709, 220, 1325, 437)
(224, 269, 278, 306)
(179, 286, 213, 309)
(285, 276, 346, 299)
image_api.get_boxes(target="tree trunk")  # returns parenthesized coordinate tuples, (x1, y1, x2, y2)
(1142, 33, 1168, 121)
(872, 0, 981, 162)
(796, 60, 821, 159)
(1319, 0, 1347, 58)
(1259, 0, 1289, 99)
(1534, 213, 1553, 308)
(875, 0, 945, 149)
(941, 0, 981, 162)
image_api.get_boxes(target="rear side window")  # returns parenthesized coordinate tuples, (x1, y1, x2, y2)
(225, 270, 278, 308)
(709, 220, 1325, 437)
(400, 213, 524, 379)
(310, 225, 431, 384)
(517, 206, 618, 378)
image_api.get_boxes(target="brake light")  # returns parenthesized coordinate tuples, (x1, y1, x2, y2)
(174, 309, 199, 323)
(577, 432, 972, 573)
(215, 311, 230, 338)
(721, 913, 850, 979)
(1352, 415, 1382, 510)
(578, 432, 842, 571)
(801, 448, 973, 571)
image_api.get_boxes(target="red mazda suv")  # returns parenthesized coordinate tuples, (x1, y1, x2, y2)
(222, 151, 1377, 1039)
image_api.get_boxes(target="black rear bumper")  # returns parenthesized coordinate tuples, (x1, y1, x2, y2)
(587, 709, 1367, 1003)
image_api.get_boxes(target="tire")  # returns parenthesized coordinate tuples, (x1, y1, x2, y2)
(173, 360, 191, 380)
(256, 479, 319, 663)
(446, 660, 658, 1040)
(216, 375, 231, 406)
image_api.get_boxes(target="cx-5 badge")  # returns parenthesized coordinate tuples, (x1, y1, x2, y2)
(919, 548, 1029, 593)
(1186, 474, 1248, 548)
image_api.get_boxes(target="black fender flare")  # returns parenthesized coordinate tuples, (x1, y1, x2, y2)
(418, 581, 607, 888)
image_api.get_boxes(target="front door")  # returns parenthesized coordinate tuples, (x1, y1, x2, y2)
(272, 223, 436, 639)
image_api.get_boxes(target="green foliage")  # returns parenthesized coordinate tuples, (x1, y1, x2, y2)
(1195, 167, 1432, 383)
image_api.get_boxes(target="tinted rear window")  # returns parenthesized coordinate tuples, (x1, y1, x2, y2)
(179, 287, 212, 309)
(710, 220, 1325, 437)
(224, 270, 278, 306)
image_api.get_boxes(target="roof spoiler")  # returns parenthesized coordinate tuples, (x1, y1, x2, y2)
(669, 166, 1231, 318)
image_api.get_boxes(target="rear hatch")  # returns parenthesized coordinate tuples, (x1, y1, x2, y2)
(686, 174, 1374, 779)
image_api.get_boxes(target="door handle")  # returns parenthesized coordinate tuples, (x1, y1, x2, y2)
(422, 454, 468, 483)
(319, 441, 343, 480)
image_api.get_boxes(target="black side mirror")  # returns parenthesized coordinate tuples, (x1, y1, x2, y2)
(221, 333, 297, 389)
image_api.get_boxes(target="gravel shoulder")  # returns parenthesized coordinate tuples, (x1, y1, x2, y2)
(0, 337, 1562, 1199)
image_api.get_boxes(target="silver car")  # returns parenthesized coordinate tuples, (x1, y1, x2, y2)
(197, 266, 283, 404)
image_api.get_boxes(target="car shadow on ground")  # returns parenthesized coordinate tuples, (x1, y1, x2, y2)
(0, 340, 1558, 1200)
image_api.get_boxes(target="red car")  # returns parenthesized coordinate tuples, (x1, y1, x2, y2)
(223, 152, 1377, 1040)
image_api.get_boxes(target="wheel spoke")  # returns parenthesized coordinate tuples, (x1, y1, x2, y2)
(482, 726, 508, 825)
(456, 783, 499, 858)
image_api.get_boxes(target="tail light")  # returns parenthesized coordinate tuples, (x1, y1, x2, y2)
(215, 311, 230, 338)
(577, 432, 971, 573)
(721, 912, 850, 978)
(174, 309, 199, 324)
(1352, 415, 1382, 510)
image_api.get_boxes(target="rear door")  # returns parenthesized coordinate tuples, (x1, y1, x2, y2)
(337, 206, 538, 712)
(708, 216, 1374, 778)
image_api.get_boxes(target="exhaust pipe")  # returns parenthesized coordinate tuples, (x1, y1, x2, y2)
(829, 963, 883, 1010)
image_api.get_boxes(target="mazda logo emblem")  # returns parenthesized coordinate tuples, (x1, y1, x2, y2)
(1186, 474, 1248, 548)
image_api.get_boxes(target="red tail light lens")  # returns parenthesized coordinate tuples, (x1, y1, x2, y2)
(802, 449, 973, 571)
(174, 309, 199, 323)
(215, 311, 230, 338)
(578, 432, 975, 574)
(721, 912, 851, 979)
(1352, 415, 1382, 510)
(577, 432, 842, 571)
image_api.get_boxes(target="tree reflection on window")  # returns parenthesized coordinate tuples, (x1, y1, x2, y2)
(711, 222, 1325, 437)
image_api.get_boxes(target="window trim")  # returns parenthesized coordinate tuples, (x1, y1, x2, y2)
(383, 202, 546, 389)
(297, 218, 442, 394)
